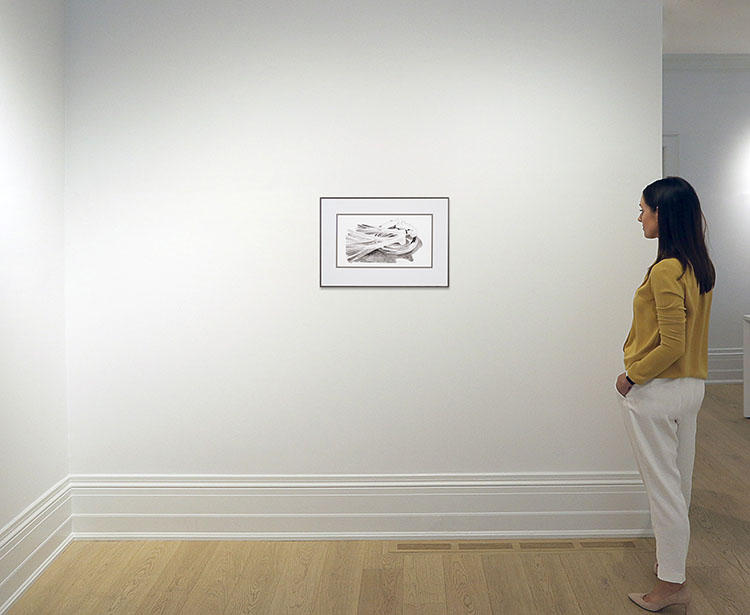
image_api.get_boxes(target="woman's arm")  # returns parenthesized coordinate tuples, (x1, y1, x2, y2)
(626, 260, 687, 384)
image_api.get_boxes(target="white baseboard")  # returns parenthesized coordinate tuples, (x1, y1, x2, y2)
(708, 348, 743, 383)
(0, 478, 73, 614)
(68, 472, 651, 540)
(663, 54, 750, 71)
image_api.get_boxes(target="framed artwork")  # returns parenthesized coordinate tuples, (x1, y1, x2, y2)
(320, 197, 449, 287)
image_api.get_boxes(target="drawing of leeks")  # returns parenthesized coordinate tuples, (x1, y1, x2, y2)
(345, 219, 422, 263)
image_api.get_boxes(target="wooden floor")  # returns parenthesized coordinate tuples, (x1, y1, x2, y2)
(8, 384, 749, 615)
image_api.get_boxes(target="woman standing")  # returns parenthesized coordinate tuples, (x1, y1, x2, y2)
(615, 177, 715, 613)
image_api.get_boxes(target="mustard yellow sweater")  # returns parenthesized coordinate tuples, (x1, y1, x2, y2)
(623, 258, 712, 384)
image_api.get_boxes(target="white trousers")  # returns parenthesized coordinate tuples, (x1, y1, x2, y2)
(618, 377, 705, 584)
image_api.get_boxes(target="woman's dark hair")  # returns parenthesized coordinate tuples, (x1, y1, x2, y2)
(642, 176, 715, 294)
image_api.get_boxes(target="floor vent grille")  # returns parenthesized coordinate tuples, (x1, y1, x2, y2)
(391, 539, 653, 554)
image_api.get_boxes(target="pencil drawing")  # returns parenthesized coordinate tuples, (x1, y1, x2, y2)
(345, 219, 423, 263)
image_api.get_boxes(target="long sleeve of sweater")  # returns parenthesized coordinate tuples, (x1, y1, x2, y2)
(625, 260, 687, 384)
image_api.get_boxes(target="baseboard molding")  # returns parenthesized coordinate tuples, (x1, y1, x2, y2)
(67, 472, 652, 541)
(664, 54, 750, 71)
(708, 347, 743, 383)
(0, 478, 73, 614)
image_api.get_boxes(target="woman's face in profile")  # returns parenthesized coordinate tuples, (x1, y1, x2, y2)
(637, 196, 659, 239)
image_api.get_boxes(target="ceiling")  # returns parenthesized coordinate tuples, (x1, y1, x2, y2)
(664, 0, 750, 54)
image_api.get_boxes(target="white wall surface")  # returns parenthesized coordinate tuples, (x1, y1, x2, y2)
(0, 0, 67, 530)
(663, 63, 750, 354)
(64, 0, 661, 477)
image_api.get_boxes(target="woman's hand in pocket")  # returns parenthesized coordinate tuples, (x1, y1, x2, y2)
(616, 372, 633, 398)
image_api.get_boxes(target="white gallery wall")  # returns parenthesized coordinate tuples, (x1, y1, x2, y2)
(0, 2, 71, 608)
(0, 0, 68, 533)
(62, 0, 661, 536)
(663, 57, 750, 382)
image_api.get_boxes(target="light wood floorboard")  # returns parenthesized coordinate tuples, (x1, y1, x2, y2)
(7, 384, 748, 614)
